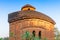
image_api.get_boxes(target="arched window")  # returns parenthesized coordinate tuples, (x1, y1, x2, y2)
(39, 31, 41, 38)
(32, 31, 35, 37)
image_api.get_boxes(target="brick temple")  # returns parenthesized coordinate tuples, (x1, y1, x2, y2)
(8, 4, 56, 40)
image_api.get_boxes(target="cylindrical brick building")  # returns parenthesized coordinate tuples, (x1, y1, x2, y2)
(8, 4, 56, 40)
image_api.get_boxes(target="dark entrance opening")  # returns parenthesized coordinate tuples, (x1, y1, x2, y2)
(39, 31, 41, 39)
(32, 31, 35, 37)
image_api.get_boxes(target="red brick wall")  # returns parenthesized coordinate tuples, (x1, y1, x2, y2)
(9, 19, 54, 40)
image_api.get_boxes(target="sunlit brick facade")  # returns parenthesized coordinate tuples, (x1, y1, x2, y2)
(8, 4, 56, 40)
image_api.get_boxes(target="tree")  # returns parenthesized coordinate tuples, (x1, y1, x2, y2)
(3, 37, 9, 40)
(21, 31, 47, 40)
(54, 27, 60, 40)
(22, 31, 31, 40)
(0, 38, 3, 40)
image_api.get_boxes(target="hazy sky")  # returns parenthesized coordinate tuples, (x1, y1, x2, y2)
(0, 0, 60, 38)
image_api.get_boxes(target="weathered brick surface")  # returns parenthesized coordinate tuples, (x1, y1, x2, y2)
(9, 19, 55, 40)
(8, 4, 55, 40)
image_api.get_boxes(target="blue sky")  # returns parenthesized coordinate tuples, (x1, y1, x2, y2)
(0, 0, 60, 38)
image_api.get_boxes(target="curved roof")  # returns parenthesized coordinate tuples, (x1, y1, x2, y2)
(21, 4, 35, 10)
(8, 10, 56, 24)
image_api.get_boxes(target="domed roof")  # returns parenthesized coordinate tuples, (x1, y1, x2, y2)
(8, 10, 55, 24)
(8, 4, 56, 24)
